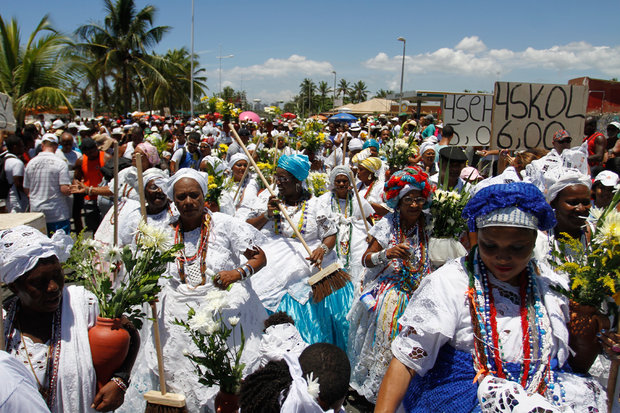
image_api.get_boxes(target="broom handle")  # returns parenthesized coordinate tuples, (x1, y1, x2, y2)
(136, 154, 147, 221)
(150, 301, 168, 396)
(0, 288, 4, 350)
(232, 134, 264, 204)
(113, 141, 119, 246)
(349, 171, 371, 236)
(342, 133, 348, 166)
(229, 124, 314, 258)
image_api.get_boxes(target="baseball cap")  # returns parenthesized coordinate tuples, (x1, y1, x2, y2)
(553, 129, 571, 142)
(594, 170, 620, 187)
(41, 133, 59, 144)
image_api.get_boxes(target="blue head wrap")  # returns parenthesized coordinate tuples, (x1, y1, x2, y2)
(363, 139, 380, 150)
(462, 182, 556, 232)
(277, 154, 311, 181)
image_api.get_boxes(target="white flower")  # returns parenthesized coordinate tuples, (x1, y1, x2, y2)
(188, 308, 214, 334)
(228, 316, 240, 327)
(84, 238, 103, 250)
(305, 372, 320, 400)
(595, 209, 620, 243)
(138, 221, 172, 251)
(104, 245, 123, 263)
(205, 290, 228, 312)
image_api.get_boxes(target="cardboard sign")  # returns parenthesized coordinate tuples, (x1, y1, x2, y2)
(0, 93, 16, 132)
(491, 82, 587, 150)
(442, 93, 492, 146)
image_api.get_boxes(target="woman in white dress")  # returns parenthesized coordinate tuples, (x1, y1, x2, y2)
(347, 166, 433, 403)
(123, 168, 269, 412)
(376, 182, 609, 413)
(219, 153, 260, 217)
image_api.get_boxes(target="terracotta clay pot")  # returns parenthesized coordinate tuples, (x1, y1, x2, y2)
(88, 317, 130, 390)
(214, 389, 239, 413)
(568, 300, 610, 374)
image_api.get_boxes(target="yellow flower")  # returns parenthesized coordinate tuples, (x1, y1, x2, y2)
(599, 275, 616, 293)
(208, 183, 217, 190)
(208, 175, 215, 185)
(219, 144, 228, 152)
(571, 275, 587, 291)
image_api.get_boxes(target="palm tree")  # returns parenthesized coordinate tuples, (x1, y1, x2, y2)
(299, 78, 317, 117)
(317, 81, 331, 112)
(0, 15, 73, 126)
(351, 80, 369, 103)
(76, 0, 170, 115)
(148, 47, 207, 114)
(337, 79, 350, 103)
(375, 89, 394, 99)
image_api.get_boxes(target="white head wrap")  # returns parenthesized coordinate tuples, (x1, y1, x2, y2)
(545, 168, 591, 204)
(419, 141, 435, 155)
(227, 153, 249, 171)
(166, 168, 208, 200)
(142, 168, 169, 192)
(258, 323, 308, 368)
(329, 165, 352, 189)
(0, 226, 73, 284)
(348, 138, 363, 151)
(280, 353, 325, 413)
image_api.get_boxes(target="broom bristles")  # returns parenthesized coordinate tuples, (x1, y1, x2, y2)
(309, 262, 351, 302)
(144, 402, 188, 413)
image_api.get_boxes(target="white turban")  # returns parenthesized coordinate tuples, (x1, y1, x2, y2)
(545, 168, 591, 203)
(0, 226, 73, 284)
(166, 168, 208, 200)
(328, 165, 352, 190)
(227, 153, 249, 171)
(348, 138, 363, 151)
(142, 168, 169, 192)
(420, 141, 436, 155)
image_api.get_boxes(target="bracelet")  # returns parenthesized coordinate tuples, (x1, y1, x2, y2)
(242, 263, 254, 278)
(87, 186, 92, 196)
(320, 243, 329, 254)
(111, 377, 128, 393)
(235, 267, 247, 280)
(370, 249, 388, 266)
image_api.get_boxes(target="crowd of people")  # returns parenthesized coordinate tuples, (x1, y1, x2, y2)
(2, 111, 620, 412)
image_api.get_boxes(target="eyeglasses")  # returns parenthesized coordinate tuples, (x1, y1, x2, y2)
(400, 196, 427, 206)
(557, 138, 572, 144)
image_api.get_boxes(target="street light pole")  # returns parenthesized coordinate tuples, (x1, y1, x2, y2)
(397, 37, 406, 107)
(217, 45, 234, 97)
(190, 0, 194, 118)
(332, 70, 336, 107)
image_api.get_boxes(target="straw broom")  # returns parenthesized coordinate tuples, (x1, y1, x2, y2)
(229, 124, 350, 302)
(134, 154, 187, 412)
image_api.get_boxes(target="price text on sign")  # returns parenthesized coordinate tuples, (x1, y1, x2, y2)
(0, 93, 17, 132)
(491, 82, 587, 150)
(442, 93, 492, 146)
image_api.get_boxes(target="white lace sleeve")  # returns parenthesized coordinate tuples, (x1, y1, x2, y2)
(536, 261, 570, 365)
(391, 261, 469, 376)
(236, 188, 269, 221)
(212, 212, 267, 254)
(310, 197, 337, 240)
(369, 213, 393, 248)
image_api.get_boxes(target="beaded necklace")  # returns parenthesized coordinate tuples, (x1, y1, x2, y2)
(4, 298, 62, 409)
(331, 192, 353, 268)
(386, 212, 429, 292)
(274, 200, 308, 238)
(362, 180, 375, 200)
(174, 211, 212, 287)
(466, 248, 562, 404)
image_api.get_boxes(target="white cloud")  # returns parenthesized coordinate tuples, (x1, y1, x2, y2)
(227, 54, 333, 79)
(455, 36, 487, 53)
(364, 37, 620, 78)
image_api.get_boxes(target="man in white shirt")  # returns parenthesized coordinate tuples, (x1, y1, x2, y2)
(2, 135, 28, 212)
(24, 133, 72, 235)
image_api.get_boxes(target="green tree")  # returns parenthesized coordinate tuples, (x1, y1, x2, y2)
(0, 15, 73, 125)
(351, 80, 368, 103)
(337, 79, 350, 103)
(374, 89, 394, 99)
(76, 0, 170, 115)
(317, 80, 332, 112)
(299, 78, 317, 117)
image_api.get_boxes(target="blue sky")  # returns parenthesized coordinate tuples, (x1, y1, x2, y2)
(4, 0, 620, 105)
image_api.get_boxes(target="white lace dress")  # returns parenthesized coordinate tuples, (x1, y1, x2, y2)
(347, 212, 431, 403)
(219, 174, 260, 217)
(120, 211, 268, 413)
(391, 258, 607, 412)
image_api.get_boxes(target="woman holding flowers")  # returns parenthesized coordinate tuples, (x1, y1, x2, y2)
(1, 226, 139, 412)
(245, 154, 353, 349)
(219, 153, 260, 217)
(375, 182, 608, 412)
(347, 166, 433, 404)
(128, 168, 269, 412)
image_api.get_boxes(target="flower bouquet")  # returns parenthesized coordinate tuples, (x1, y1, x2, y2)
(385, 134, 419, 172)
(203, 161, 233, 210)
(64, 224, 182, 387)
(428, 188, 470, 268)
(174, 290, 245, 395)
(307, 172, 329, 197)
(295, 119, 325, 155)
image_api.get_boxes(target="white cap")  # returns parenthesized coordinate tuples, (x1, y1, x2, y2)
(52, 119, 65, 129)
(78, 125, 89, 132)
(67, 122, 79, 129)
(391, 117, 399, 122)
(123, 124, 132, 131)
(41, 133, 58, 144)
(349, 123, 361, 131)
(151, 126, 158, 132)
(44, 121, 52, 130)
(111, 127, 123, 135)
(594, 170, 620, 187)
(174, 120, 182, 125)
(184, 126, 193, 134)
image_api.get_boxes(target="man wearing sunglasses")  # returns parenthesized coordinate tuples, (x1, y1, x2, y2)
(552, 129, 572, 156)
(170, 132, 202, 173)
